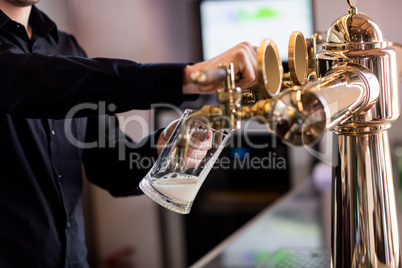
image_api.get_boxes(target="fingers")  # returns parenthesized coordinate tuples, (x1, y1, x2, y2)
(167, 129, 212, 168)
(232, 42, 258, 88)
(188, 124, 213, 151)
(169, 147, 206, 169)
(185, 147, 209, 168)
(206, 42, 257, 89)
(186, 41, 258, 93)
(184, 125, 213, 168)
(157, 119, 180, 155)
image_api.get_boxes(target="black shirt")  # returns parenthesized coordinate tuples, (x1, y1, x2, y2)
(0, 6, 188, 267)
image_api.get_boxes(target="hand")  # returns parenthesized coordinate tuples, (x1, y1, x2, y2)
(185, 122, 213, 168)
(157, 119, 179, 155)
(182, 42, 258, 94)
(157, 119, 213, 169)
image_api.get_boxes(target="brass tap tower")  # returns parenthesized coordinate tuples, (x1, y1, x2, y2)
(320, 2, 401, 267)
(178, 1, 401, 266)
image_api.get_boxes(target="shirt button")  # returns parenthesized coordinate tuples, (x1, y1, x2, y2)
(58, 174, 62, 181)
(67, 221, 71, 229)
(51, 129, 56, 136)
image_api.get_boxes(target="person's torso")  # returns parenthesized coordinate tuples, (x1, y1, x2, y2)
(0, 7, 90, 267)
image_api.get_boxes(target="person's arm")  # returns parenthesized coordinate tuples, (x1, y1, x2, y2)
(82, 115, 162, 196)
(0, 46, 188, 118)
(0, 42, 257, 119)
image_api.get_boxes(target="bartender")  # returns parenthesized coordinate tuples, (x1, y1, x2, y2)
(0, 0, 257, 266)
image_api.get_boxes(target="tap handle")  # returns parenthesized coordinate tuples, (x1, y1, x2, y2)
(191, 64, 241, 88)
(191, 69, 228, 85)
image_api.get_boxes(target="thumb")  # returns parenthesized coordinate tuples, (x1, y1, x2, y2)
(157, 119, 180, 155)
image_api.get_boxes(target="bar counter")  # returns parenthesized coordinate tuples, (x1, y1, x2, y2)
(190, 177, 332, 268)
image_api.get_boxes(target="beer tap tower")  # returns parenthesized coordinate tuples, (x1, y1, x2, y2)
(177, 1, 401, 266)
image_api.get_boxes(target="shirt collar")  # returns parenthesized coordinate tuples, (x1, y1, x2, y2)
(0, 8, 10, 29)
(29, 6, 59, 41)
(0, 5, 59, 42)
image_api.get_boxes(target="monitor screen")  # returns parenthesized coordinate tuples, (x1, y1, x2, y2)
(200, 0, 314, 62)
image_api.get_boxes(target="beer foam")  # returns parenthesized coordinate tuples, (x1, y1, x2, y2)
(154, 174, 200, 203)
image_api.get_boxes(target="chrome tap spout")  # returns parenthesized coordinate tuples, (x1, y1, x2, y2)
(270, 62, 379, 146)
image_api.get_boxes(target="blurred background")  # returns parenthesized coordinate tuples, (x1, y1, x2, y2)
(36, 0, 402, 267)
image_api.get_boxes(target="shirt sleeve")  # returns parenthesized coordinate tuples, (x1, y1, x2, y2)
(0, 46, 189, 118)
(82, 114, 163, 196)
